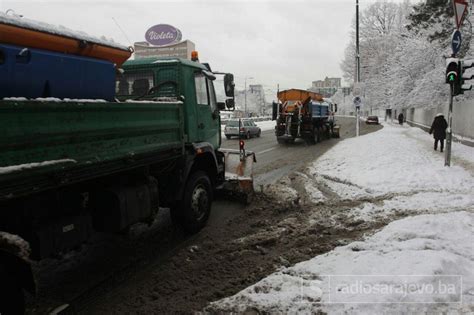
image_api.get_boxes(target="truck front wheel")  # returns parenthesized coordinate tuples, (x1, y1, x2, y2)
(171, 171, 212, 234)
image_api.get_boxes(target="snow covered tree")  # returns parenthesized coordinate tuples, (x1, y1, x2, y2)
(340, 0, 472, 111)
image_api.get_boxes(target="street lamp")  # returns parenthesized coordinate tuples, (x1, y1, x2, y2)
(244, 76, 253, 117)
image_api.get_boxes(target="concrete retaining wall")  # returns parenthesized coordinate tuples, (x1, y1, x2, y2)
(367, 102, 474, 147)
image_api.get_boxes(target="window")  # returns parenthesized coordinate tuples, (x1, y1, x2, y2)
(195, 73, 208, 105)
(208, 79, 217, 111)
(116, 70, 154, 96)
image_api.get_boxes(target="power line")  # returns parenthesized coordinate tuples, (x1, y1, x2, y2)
(112, 17, 133, 47)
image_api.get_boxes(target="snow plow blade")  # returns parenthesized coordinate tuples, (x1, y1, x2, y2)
(219, 148, 256, 203)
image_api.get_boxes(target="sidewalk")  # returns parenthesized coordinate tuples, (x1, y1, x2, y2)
(207, 122, 474, 314)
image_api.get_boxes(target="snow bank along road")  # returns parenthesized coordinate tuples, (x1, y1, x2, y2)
(26, 117, 382, 313)
(209, 122, 474, 314)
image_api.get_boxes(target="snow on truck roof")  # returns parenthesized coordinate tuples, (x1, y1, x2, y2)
(0, 11, 129, 51)
(123, 57, 208, 70)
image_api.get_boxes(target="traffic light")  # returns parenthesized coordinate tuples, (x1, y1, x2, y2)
(446, 58, 474, 96)
(446, 58, 460, 95)
(239, 139, 245, 161)
(459, 59, 474, 94)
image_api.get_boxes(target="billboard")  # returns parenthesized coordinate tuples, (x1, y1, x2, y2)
(145, 24, 182, 46)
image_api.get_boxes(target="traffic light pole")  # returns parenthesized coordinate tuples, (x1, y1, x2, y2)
(356, 107, 360, 137)
(445, 84, 454, 167)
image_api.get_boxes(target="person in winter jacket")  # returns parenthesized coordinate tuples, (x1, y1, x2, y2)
(429, 113, 448, 152)
(398, 113, 404, 125)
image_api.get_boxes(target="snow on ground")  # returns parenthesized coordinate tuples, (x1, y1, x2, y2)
(308, 123, 474, 199)
(209, 122, 474, 313)
(209, 211, 474, 314)
(307, 122, 474, 222)
(255, 120, 276, 132)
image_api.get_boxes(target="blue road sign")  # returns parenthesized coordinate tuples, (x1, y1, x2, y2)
(452, 30, 462, 55)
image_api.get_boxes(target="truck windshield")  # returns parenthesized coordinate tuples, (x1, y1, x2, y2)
(116, 71, 154, 96)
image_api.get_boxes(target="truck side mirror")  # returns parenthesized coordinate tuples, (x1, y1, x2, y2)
(225, 98, 235, 110)
(224, 73, 235, 97)
(272, 101, 278, 120)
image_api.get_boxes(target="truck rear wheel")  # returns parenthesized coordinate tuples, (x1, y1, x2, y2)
(171, 171, 212, 234)
(0, 263, 25, 315)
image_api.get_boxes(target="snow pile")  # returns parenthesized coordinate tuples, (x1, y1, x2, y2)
(306, 123, 474, 219)
(208, 211, 474, 314)
(0, 11, 129, 51)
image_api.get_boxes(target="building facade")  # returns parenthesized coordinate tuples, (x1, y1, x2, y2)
(133, 40, 195, 60)
(234, 84, 267, 116)
(309, 76, 342, 98)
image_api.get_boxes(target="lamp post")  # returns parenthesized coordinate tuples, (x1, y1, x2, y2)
(244, 76, 253, 117)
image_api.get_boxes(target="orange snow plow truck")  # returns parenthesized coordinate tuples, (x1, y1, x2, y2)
(272, 89, 339, 144)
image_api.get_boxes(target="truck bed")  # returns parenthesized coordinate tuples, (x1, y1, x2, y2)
(0, 98, 184, 200)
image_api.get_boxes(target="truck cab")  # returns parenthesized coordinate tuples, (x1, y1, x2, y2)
(116, 57, 235, 149)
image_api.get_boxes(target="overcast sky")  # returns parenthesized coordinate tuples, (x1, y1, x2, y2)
(2, 0, 412, 99)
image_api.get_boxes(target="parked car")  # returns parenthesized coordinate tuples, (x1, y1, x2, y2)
(366, 116, 379, 125)
(224, 119, 261, 139)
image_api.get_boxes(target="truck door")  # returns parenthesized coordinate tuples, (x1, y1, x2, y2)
(194, 72, 220, 147)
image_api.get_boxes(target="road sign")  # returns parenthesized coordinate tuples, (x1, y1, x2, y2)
(453, 0, 469, 29)
(353, 96, 362, 107)
(451, 30, 462, 55)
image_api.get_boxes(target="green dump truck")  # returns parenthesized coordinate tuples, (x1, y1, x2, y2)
(0, 56, 255, 311)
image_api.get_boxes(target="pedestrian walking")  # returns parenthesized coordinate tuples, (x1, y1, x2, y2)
(429, 113, 448, 152)
(398, 113, 404, 125)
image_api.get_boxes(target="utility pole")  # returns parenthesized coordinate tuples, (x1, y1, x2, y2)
(244, 76, 253, 118)
(244, 78, 247, 118)
(355, 0, 361, 137)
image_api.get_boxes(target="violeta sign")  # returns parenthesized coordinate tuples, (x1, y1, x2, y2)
(145, 24, 182, 46)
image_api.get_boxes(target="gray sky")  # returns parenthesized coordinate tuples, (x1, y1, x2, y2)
(1, 0, 411, 100)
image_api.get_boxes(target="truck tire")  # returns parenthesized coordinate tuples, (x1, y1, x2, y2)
(226, 135, 231, 139)
(306, 127, 318, 145)
(0, 263, 25, 315)
(171, 171, 212, 234)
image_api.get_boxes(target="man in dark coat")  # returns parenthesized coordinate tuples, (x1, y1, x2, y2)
(398, 113, 404, 125)
(429, 113, 448, 152)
